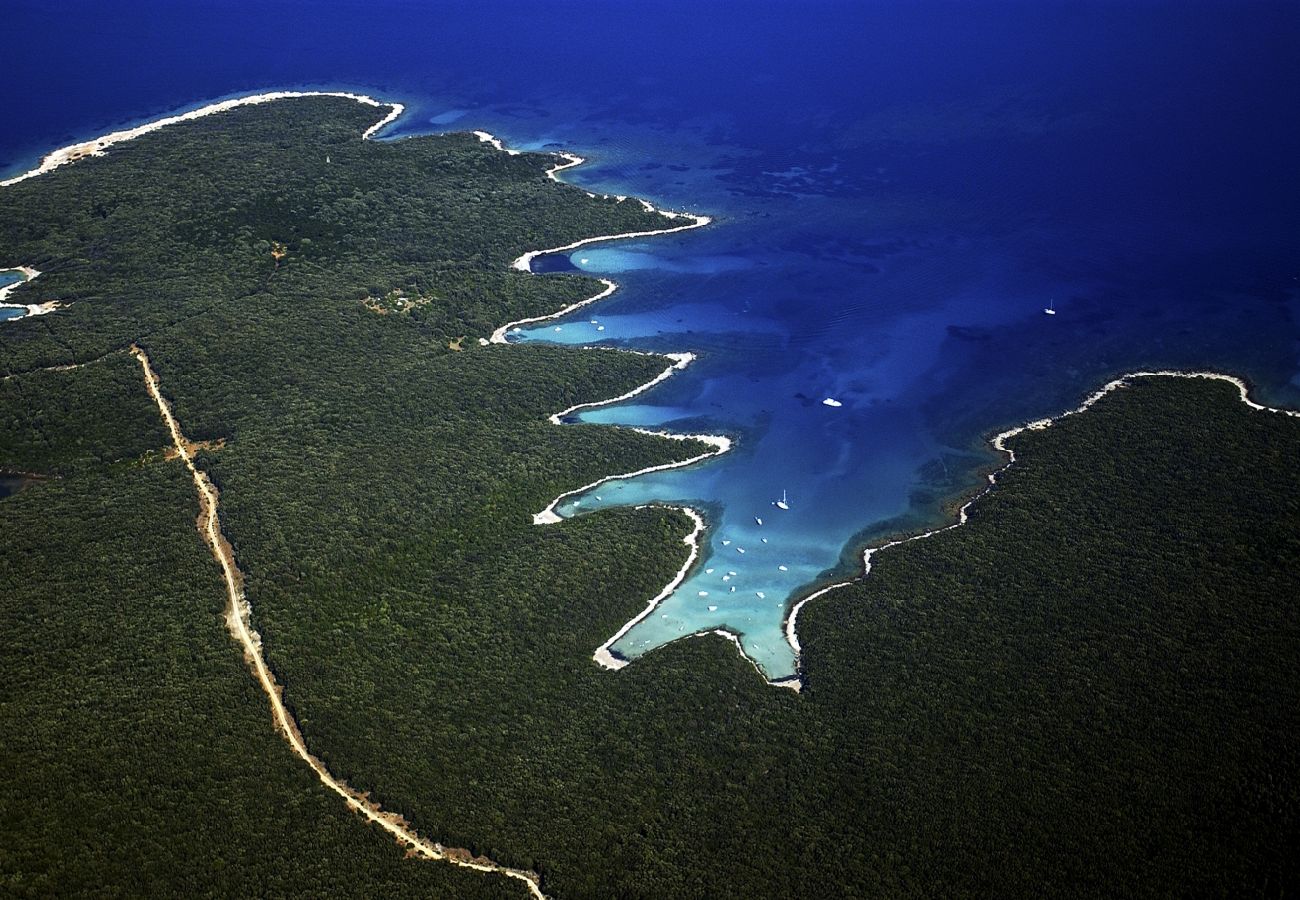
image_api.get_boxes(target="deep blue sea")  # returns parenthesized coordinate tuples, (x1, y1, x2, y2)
(4, 0, 1298, 680)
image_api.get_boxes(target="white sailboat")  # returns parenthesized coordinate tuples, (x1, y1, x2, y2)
(775, 489, 790, 510)
(1044, 298, 1056, 315)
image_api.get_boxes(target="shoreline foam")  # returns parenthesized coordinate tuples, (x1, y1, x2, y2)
(8, 93, 550, 897)
(475, 135, 778, 680)
(781, 370, 1300, 687)
(505, 146, 710, 274)
(0, 267, 55, 320)
(593, 506, 707, 669)
(509, 209, 711, 274)
(0, 91, 404, 188)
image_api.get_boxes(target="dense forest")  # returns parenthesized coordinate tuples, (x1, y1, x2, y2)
(2, 96, 1297, 897)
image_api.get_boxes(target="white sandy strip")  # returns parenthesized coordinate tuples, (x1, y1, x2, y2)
(533, 428, 730, 526)
(590, 507, 800, 692)
(546, 152, 587, 182)
(473, 134, 781, 680)
(547, 350, 696, 425)
(472, 131, 520, 155)
(593, 506, 707, 669)
(0, 267, 38, 303)
(131, 345, 544, 899)
(782, 370, 1300, 686)
(491, 278, 619, 344)
(685, 630, 802, 692)
(529, 351, 730, 525)
(506, 147, 709, 273)
(1, 91, 404, 188)
(510, 211, 710, 274)
(0, 267, 59, 320)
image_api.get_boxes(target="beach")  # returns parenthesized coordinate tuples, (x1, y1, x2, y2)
(0, 267, 54, 320)
(781, 369, 1300, 687)
(1, 91, 403, 188)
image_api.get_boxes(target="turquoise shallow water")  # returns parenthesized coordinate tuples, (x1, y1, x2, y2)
(2, 1, 1298, 681)
(1, 271, 27, 321)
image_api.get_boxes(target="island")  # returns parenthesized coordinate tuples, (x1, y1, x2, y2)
(2, 94, 1297, 897)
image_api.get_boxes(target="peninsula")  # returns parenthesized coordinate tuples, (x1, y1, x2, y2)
(2, 94, 1298, 898)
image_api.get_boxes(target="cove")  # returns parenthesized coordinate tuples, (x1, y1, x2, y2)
(2, 0, 1297, 683)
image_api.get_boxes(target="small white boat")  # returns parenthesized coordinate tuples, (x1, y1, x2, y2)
(705, 568, 714, 574)
(708, 605, 718, 611)
(755, 516, 763, 526)
(822, 398, 843, 407)
(723, 575, 731, 582)
(756, 591, 766, 599)
(698, 591, 709, 597)
(1044, 298, 1056, 315)
(722, 540, 731, 546)
(580, 258, 590, 264)
(590, 319, 598, 324)
(761, 538, 769, 543)
(775, 489, 790, 510)
(597, 326, 605, 331)
(728, 571, 737, 576)
(778, 565, 788, 571)
(554, 326, 563, 331)
(736, 547, 746, 554)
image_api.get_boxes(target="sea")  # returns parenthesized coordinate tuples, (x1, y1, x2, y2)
(3, 0, 1298, 680)
(1, 270, 27, 321)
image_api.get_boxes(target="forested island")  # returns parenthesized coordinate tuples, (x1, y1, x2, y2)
(2, 95, 1297, 897)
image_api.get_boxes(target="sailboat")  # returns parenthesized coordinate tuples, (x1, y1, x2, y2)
(1044, 298, 1056, 316)
(754, 516, 763, 526)
(775, 489, 789, 510)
